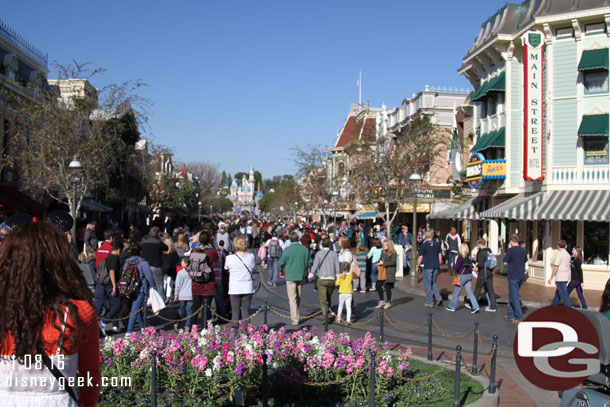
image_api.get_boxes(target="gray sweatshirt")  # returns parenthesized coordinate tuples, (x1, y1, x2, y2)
(174, 268, 193, 301)
(308, 248, 340, 280)
(215, 231, 233, 252)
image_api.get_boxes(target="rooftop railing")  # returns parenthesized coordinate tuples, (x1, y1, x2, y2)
(0, 18, 47, 68)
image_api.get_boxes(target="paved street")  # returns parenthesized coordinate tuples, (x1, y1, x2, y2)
(117, 262, 561, 407)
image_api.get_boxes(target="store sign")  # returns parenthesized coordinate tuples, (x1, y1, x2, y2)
(398, 202, 430, 213)
(466, 153, 484, 188)
(522, 30, 545, 181)
(482, 160, 507, 179)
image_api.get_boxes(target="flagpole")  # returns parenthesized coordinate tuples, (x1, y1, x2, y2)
(359, 69, 362, 105)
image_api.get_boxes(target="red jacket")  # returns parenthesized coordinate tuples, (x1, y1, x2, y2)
(95, 241, 113, 267)
(191, 246, 218, 296)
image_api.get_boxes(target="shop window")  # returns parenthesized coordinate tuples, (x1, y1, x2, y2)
(555, 27, 574, 39)
(488, 95, 497, 116)
(583, 136, 609, 164)
(585, 22, 606, 36)
(337, 162, 345, 177)
(584, 71, 609, 94)
(560, 220, 578, 251)
(584, 221, 609, 264)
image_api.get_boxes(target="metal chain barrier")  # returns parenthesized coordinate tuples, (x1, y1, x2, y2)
(384, 314, 427, 333)
(275, 368, 363, 387)
(477, 333, 493, 355)
(208, 304, 265, 324)
(269, 307, 322, 321)
(154, 305, 204, 323)
(431, 319, 474, 341)
(99, 306, 145, 322)
(394, 364, 448, 382)
(328, 310, 378, 327)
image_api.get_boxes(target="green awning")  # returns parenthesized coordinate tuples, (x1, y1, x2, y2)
(578, 114, 609, 137)
(470, 128, 505, 152)
(578, 49, 609, 72)
(472, 72, 505, 102)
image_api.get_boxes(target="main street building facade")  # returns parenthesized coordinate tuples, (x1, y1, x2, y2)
(433, 0, 610, 290)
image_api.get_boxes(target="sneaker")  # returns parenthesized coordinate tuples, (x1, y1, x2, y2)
(445, 306, 455, 312)
(436, 300, 444, 307)
(512, 319, 522, 324)
(267, 280, 272, 285)
(504, 316, 513, 321)
(424, 303, 434, 308)
(112, 326, 121, 333)
(353, 288, 358, 292)
(471, 308, 480, 314)
(375, 301, 385, 309)
(173, 323, 179, 332)
(360, 290, 367, 293)
(272, 283, 278, 287)
(464, 303, 472, 310)
(99, 321, 107, 331)
(485, 307, 497, 312)
(384, 302, 392, 310)
(370, 286, 376, 291)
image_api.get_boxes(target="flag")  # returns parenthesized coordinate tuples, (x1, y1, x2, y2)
(356, 74, 360, 87)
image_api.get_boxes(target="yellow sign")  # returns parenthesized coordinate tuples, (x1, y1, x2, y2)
(482, 161, 507, 179)
(398, 203, 430, 213)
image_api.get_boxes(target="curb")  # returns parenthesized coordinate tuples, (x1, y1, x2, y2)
(409, 354, 499, 407)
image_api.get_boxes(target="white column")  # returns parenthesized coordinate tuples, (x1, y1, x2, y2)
(544, 220, 561, 286)
(489, 219, 500, 253)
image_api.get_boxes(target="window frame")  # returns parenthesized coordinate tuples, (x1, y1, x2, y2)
(583, 71, 609, 95)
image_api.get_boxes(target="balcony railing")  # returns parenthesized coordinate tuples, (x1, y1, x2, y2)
(0, 19, 47, 68)
(550, 165, 610, 185)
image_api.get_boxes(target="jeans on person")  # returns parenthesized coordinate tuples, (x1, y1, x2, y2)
(229, 294, 252, 329)
(472, 269, 497, 309)
(214, 283, 226, 318)
(551, 281, 571, 307)
(422, 268, 442, 304)
(507, 278, 524, 320)
(268, 257, 280, 285)
(286, 281, 303, 325)
(94, 284, 122, 328)
(317, 279, 335, 316)
(150, 266, 165, 302)
(448, 251, 458, 272)
(126, 292, 147, 333)
(177, 300, 193, 328)
(567, 280, 587, 308)
(337, 293, 352, 322)
(449, 274, 479, 311)
(371, 263, 378, 287)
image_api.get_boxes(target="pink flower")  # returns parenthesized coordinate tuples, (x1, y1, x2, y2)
(113, 339, 126, 356)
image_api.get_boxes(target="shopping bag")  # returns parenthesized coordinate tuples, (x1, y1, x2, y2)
(147, 288, 166, 314)
(377, 265, 387, 281)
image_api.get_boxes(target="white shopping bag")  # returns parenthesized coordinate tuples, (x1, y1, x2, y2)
(147, 288, 166, 314)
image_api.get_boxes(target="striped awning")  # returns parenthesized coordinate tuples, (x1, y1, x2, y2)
(479, 192, 544, 220)
(536, 190, 610, 222)
(428, 196, 486, 220)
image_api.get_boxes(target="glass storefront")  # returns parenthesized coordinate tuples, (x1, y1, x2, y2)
(584, 221, 609, 264)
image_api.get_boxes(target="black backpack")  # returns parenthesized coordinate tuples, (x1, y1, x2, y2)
(94, 259, 110, 285)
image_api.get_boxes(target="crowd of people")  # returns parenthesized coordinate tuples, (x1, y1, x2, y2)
(0, 210, 609, 406)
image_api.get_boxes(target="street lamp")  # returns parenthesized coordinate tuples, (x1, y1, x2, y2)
(409, 172, 422, 285)
(198, 201, 202, 223)
(68, 157, 83, 245)
(294, 201, 299, 223)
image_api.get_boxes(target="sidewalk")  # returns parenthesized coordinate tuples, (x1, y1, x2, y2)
(398, 265, 602, 309)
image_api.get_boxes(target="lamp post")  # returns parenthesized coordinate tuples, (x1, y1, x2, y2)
(198, 201, 202, 223)
(409, 172, 422, 285)
(294, 201, 298, 223)
(68, 157, 84, 245)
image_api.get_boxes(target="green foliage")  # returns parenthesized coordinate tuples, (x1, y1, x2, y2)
(257, 192, 275, 212)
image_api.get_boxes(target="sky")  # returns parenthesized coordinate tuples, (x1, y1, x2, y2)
(2, 0, 508, 178)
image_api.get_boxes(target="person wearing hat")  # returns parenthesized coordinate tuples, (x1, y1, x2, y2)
(45, 210, 77, 259)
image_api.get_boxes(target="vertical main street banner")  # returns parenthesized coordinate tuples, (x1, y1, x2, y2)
(522, 31, 545, 181)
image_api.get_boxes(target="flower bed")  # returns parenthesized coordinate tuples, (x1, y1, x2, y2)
(99, 325, 480, 406)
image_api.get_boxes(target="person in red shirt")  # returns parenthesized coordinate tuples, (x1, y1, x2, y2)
(0, 221, 101, 406)
(95, 229, 114, 268)
(299, 229, 312, 249)
(191, 231, 218, 327)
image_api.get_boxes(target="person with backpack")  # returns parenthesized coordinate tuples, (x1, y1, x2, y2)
(94, 241, 123, 334)
(189, 231, 218, 328)
(122, 243, 158, 334)
(446, 243, 480, 313)
(470, 238, 497, 312)
(266, 233, 283, 287)
(308, 237, 340, 319)
(226, 236, 256, 330)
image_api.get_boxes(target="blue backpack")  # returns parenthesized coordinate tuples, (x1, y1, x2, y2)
(485, 252, 497, 270)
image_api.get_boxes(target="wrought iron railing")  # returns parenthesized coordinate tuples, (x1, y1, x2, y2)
(0, 18, 47, 68)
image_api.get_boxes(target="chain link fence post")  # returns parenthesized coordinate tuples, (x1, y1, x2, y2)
(368, 351, 376, 407)
(427, 312, 433, 361)
(262, 353, 269, 407)
(472, 321, 479, 374)
(264, 300, 268, 326)
(203, 298, 208, 328)
(151, 350, 157, 407)
(380, 307, 385, 343)
(453, 345, 462, 407)
(489, 335, 498, 394)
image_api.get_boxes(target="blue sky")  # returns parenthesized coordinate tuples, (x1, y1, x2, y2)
(3, 0, 507, 178)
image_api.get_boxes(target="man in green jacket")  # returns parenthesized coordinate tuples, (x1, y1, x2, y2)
(278, 231, 312, 325)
